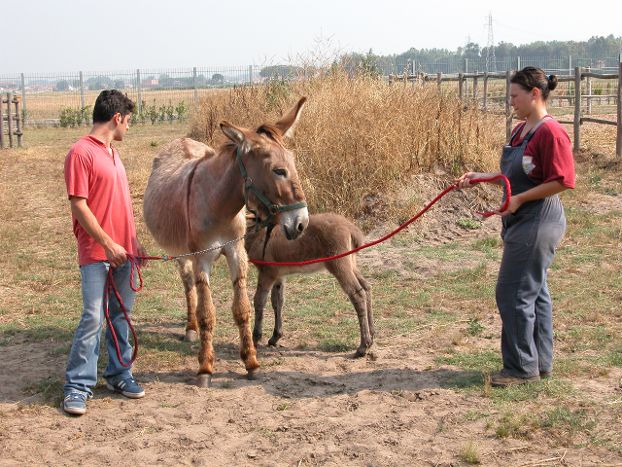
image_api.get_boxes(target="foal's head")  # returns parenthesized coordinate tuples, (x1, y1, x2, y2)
(220, 97, 309, 240)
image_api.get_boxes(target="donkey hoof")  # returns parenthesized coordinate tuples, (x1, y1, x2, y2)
(197, 374, 212, 388)
(353, 348, 367, 358)
(247, 369, 258, 381)
(185, 330, 198, 342)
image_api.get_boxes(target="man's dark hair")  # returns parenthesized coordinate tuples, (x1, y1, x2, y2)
(92, 90, 136, 123)
(510, 67, 558, 101)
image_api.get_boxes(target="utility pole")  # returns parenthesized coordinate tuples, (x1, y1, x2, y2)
(485, 12, 496, 73)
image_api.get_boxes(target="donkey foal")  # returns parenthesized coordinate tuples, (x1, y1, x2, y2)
(247, 213, 374, 357)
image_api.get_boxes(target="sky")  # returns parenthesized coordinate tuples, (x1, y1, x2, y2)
(3, 0, 621, 73)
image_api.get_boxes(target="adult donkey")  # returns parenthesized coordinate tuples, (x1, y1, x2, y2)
(143, 98, 309, 386)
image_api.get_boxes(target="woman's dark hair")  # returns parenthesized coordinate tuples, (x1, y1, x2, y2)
(510, 66, 558, 101)
(92, 90, 136, 123)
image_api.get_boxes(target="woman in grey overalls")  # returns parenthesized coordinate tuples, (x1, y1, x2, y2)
(457, 67, 575, 387)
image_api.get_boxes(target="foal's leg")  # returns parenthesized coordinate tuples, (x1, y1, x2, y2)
(268, 279, 285, 347)
(252, 271, 276, 346)
(328, 259, 372, 357)
(177, 258, 198, 342)
(224, 242, 260, 377)
(193, 254, 217, 387)
(355, 269, 374, 342)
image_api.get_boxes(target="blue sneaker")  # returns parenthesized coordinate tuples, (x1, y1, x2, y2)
(62, 391, 88, 415)
(105, 377, 145, 399)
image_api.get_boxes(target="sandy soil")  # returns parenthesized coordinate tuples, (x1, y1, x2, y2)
(1, 156, 621, 466)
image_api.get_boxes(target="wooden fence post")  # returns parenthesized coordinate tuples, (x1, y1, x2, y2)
(505, 70, 511, 140)
(617, 55, 622, 158)
(20, 73, 27, 125)
(437, 72, 441, 92)
(458, 73, 464, 100)
(473, 74, 479, 103)
(573, 67, 581, 152)
(7, 93, 14, 148)
(0, 94, 4, 149)
(136, 69, 142, 115)
(79, 71, 85, 110)
(483, 72, 489, 111)
(13, 95, 23, 148)
(193, 67, 198, 103)
(586, 66, 592, 115)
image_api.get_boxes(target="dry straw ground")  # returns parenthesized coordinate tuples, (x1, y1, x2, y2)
(1, 74, 621, 465)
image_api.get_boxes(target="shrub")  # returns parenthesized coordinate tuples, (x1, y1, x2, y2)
(189, 69, 503, 218)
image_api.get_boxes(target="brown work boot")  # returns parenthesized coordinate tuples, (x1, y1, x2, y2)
(540, 370, 552, 379)
(491, 369, 540, 387)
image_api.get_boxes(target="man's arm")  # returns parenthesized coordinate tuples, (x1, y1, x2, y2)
(70, 197, 128, 267)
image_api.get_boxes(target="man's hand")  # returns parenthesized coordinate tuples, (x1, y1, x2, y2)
(104, 242, 128, 268)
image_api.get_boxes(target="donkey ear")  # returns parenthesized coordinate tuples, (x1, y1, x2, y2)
(275, 97, 307, 139)
(220, 121, 246, 145)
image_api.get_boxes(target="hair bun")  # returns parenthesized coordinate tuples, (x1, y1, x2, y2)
(547, 74, 558, 91)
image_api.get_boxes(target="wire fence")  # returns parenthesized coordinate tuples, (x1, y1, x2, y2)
(0, 66, 256, 126)
(0, 57, 619, 127)
(386, 55, 621, 76)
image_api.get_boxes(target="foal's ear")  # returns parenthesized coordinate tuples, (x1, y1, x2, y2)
(275, 97, 307, 139)
(220, 121, 246, 145)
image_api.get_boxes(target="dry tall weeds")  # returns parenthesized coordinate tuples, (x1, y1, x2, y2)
(189, 71, 504, 218)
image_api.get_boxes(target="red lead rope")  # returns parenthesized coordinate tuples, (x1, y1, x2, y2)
(106, 174, 510, 365)
(104, 256, 144, 367)
(249, 174, 511, 267)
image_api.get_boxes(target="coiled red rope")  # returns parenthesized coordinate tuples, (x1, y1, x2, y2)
(104, 255, 144, 367)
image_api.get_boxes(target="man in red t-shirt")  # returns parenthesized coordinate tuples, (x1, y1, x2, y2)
(62, 90, 148, 416)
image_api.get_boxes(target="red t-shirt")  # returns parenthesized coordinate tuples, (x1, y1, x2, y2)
(64, 135, 138, 265)
(510, 117, 575, 189)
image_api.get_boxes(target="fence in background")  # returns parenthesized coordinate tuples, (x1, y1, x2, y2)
(389, 56, 622, 157)
(0, 66, 256, 126)
(0, 93, 23, 149)
(1, 56, 619, 127)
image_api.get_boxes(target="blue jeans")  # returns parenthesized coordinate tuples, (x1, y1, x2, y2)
(64, 261, 136, 396)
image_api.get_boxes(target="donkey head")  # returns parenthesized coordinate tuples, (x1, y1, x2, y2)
(220, 97, 309, 240)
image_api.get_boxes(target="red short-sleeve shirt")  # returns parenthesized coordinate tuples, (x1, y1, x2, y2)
(64, 135, 138, 265)
(511, 117, 575, 189)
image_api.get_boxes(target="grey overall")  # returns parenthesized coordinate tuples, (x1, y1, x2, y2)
(496, 118, 566, 378)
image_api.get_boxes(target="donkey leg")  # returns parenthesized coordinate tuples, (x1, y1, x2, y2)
(193, 257, 217, 387)
(355, 270, 374, 343)
(253, 272, 276, 346)
(328, 262, 372, 358)
(268, 279, 285, 347)
(225, 242, 260, 377)
(177, 258, 198, 342)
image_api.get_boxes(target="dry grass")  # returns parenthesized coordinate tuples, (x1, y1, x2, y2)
(188, 72, 505, 218)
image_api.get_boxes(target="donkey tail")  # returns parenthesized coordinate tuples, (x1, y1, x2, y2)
(349, 223, 366, 251)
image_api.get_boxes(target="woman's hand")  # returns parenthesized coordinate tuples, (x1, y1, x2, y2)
(497, 194, 523, 217)
(455, 172, 481, 189)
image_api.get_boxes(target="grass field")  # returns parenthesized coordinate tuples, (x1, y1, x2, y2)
(0, 116, 621, 464)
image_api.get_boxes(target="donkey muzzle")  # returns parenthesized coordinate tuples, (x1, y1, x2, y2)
(280, 207, 309, 240)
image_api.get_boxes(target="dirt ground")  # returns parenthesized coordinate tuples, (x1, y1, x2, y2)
(1, 123, 622, 466)
(1, 309, 621, 466)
